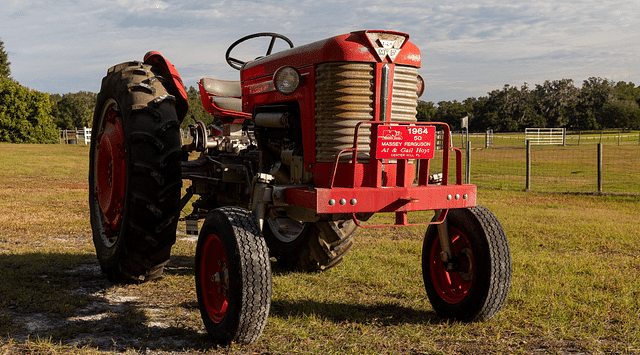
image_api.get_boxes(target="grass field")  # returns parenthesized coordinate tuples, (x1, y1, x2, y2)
(445, 131, 640, 194)
(0, 143, 639, 354)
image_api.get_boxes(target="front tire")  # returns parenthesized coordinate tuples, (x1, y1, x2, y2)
(196, 207, 271, 344)
(89, 61, 182, 282)
(422, 205, 511, 321)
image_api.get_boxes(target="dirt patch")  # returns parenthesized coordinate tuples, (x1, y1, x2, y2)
(0, 243, 216, 353)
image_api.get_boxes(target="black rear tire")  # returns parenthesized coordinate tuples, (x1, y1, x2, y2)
(422, 205, 511, 321)
(195, 207, 271, 344)
(263, 219, 357, 272)
(89, 61, 182, 283)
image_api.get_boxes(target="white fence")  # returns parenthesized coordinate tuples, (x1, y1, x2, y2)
(60, 127, 91, 145)
(525, 128, 565, 145)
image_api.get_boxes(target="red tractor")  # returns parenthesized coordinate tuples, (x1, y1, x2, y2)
(89, 30, 511, 344)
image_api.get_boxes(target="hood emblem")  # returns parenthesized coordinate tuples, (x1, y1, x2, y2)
(366, 32, 407, 62)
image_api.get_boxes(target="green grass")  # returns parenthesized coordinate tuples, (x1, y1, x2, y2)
(457, 131, 640, 193)
(424, 132, 640, 193)
(450, 144, 639, 194)
(1, 143, 639, 354)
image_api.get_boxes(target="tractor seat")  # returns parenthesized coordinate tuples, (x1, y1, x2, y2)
(200, 78, 243, 113)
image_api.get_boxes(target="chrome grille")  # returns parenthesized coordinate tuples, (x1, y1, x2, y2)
(315, 62, 419, 163)
(391, 65, 420, 122)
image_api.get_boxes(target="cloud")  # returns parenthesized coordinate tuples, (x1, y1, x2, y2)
(116, 0, 170, 11)
(1, 0, 639, 101)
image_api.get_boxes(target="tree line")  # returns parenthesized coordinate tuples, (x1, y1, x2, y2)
(2, 37, 640, 143)
(0, 37, 218, 143)
(0, 38, 59, 143)
(418, 77, 640, 132)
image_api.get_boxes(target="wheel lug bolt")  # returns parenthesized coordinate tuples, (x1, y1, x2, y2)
(212, 272, 222, 284)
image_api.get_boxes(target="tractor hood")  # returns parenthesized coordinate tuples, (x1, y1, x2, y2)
(240, 30, 421, 82)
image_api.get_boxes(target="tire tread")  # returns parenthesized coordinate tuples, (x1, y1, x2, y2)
(196, 207, 271, 344)
(90, 61, 182, 283)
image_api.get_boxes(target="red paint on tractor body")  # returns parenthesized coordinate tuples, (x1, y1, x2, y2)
(185, 30, 475, 226)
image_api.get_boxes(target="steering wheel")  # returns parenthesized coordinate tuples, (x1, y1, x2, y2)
(225, 32, 294, 70)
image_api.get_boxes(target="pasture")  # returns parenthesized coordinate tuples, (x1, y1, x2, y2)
(448, 131, 640, 194)
(0, 143, 639, 354)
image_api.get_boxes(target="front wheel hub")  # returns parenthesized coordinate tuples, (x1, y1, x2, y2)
(429, 228, 474, 304)
(200, 234, 229, 323)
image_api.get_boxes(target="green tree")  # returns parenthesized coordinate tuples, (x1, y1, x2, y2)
(428, 77, 640, 132)
(572, 77, 614, 130)
(182, 85, 216, 129)
(0, 78, 58, 143)
(600, 99, 640, 129)
(50, 91, 97, 129)
(612, 81, 640, 102)
(0, 38, 10, 79)
(416, 100, 436, 121)
(472, 84, 542, 132)
(533, 79, 579, 128)
(432, 100, 472, 130)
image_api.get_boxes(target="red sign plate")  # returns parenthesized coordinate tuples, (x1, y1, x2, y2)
(376, 125, 436, 159)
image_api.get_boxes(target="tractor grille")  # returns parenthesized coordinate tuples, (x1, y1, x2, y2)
(315, 62, 419, 163)
(315, 62, 374, 163)
(391, 65, 420, 121)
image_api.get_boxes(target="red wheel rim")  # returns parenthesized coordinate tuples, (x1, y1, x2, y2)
(429, 227, 474, 304)
(96, 106, 126, 240)
(200, 233, 229, 323)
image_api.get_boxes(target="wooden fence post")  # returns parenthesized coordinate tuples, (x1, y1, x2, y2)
(597, 143, 603, 193)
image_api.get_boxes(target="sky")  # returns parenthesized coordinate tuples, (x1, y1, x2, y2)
(1, 0, 640, 103)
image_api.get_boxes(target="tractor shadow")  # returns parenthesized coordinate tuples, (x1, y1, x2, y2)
(267, 263, 441, 326)
(269, 298, 440, 326)
(170, 256, 440, 326)
(169, 257, 440, 327)
(0, 252, 211, 352)
(0, 251, 439, 352)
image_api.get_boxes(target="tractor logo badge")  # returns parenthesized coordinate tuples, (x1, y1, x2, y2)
(366, 32, 406, 62)
(381, 129, 403, 140)
(376, 39, 401, 62)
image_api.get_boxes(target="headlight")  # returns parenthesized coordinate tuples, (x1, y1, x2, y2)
(273, 66, 301, 95)
(416, 74, 425, 98)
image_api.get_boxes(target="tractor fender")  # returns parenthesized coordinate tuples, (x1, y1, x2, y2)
(143, 51, 189, 122)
